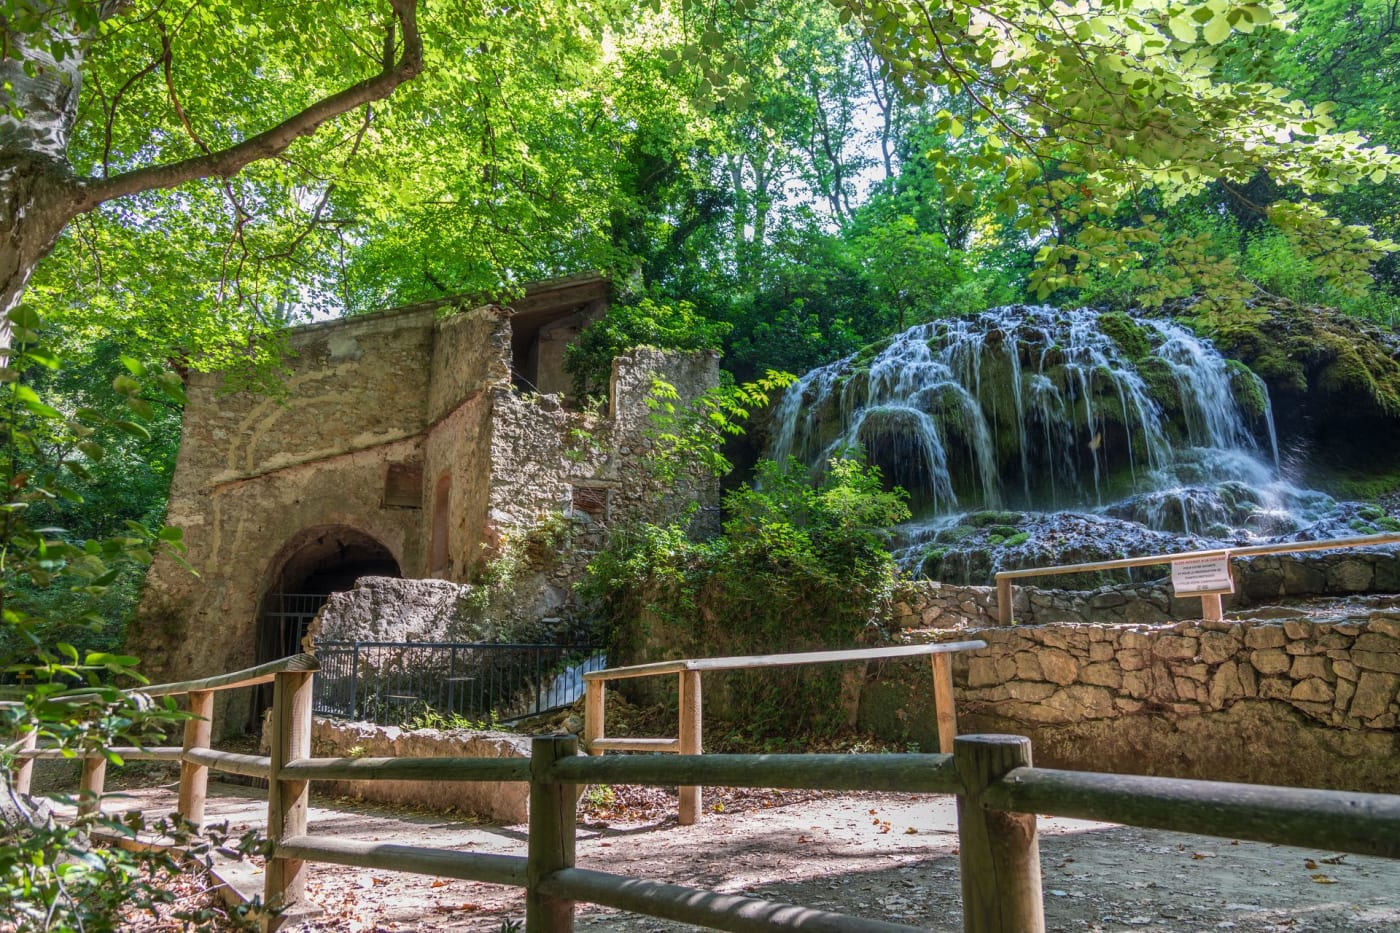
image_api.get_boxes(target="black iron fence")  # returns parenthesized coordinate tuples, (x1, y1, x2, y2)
(311, 640, 605, 727)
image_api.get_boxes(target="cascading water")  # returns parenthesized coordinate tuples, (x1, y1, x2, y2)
(768, 307, 1339, 582)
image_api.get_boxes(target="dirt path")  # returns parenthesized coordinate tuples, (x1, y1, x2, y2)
(87, 781, 1400, 933)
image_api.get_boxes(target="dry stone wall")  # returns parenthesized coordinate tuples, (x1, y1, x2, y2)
(302, 719, 529, 822)
(860, 613, 1400, 792)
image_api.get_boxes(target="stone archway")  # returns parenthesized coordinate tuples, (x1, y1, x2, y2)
(249, 525, 401, 729)
(257, 525, 402, 661)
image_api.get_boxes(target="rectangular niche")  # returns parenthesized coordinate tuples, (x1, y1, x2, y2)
(570, 484, 610, 521)
(383, 462, 424, 509)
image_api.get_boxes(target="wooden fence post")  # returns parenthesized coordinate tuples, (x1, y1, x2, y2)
(527, 735, 577, 932)
(996, 577, 1013, 625)
(954, 734, 1044, 933)
(930, 653, 958, 753)
(178, 689, 213, 829)
(264, 670, 314, 930)
(677, 670, 702, 825)
(13, 728, 36, 796)
(78, 754, 107, 818)
(583, 680, 604, 753)
(1200, 592, 1224, 622)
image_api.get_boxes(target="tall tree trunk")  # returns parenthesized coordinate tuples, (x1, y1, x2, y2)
(0, 13, 89, 337)
(1, 156, 85, 323)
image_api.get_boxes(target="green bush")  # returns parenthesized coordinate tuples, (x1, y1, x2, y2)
(564, 298, 731, 402)
(582, 457, 910, 736)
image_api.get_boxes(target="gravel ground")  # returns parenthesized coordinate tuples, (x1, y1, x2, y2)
(56, 778, 1400, 933)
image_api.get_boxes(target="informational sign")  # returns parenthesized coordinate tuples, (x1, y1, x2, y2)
(1171, 554, 1235, 595)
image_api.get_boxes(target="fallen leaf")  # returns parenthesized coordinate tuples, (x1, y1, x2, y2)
(1320, 854, 1347, 865)
(1310, 873, 1339, 884)
(905, 827, 917, 835)
(1304, 859, 1318, 870)
(431, 879, 449, 888)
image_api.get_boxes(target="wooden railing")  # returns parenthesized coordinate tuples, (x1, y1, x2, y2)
(993, 530, 1400, 625)
(10, 656, 1400, 933)
(581, 641, 987, 824)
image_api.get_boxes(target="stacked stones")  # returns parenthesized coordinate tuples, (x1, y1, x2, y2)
(955, 613, 1400, 730)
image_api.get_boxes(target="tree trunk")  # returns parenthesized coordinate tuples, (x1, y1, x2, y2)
(0, 13, 89, 340)
(0, 155, 85, 323)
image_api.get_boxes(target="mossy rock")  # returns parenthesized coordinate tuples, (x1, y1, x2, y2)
(1224, 359, 1269, 421)
(933, 525, 977, 544)
(1098, 310, 1154, 361)
(1207, 299, 1400, 416)
(851, 336, 895, 371)
(1135, 356, 1184, 418)
(966, 510, 1025, 527)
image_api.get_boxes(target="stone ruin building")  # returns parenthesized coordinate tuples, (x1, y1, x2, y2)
(131, 274, 719, 731)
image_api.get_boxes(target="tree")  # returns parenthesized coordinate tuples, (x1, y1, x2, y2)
(835, 0, 1399, 308)
(0, 0, 425, 342)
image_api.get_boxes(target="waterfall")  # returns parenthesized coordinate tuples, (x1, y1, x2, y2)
(769, 307, 1286, 524)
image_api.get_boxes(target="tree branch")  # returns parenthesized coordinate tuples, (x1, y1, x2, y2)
(77, 0, 422, 211)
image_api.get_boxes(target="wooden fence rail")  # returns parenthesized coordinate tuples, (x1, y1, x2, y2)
(993, 530, 1400, 624)
(581, 641, 986, 824)
(9, 656, 1400, 932)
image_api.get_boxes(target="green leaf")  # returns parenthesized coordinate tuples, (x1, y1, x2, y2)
(6, 305, 40, 329)
(1167, 15, 1197, 43)
(113, 420, 151, 441)
(1202, 15, 1231, 45)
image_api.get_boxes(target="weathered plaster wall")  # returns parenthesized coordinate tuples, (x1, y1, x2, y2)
(427, 307, 510, 423)
(134, 435, 426, 732)
(859, 615, 1400, 792)
(423, 394, 493, 579)
(136, 286, 720, 736)
(533, 313, 587, 398)
(213, 308, 436, 479)
(134, 306, 452, 729)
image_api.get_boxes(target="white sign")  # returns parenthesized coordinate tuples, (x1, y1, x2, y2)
(1171, 555, 1235, 595)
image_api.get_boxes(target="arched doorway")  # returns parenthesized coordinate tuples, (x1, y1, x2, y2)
(257, 525, 401, 661)
(249, 526, 400, 729)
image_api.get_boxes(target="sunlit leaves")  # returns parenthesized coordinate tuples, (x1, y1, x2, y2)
(834, 0, 1400, 307)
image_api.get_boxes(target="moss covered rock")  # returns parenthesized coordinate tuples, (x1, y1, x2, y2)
(1098, 310, 1153, 361)
(1200, 298, 1400, 492)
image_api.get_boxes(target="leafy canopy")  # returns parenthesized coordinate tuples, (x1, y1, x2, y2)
(831, 0, 1399, 307)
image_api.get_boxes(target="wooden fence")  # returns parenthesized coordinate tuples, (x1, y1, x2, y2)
(10, 653, 1400, 933)
(993, 530, 1400, 625)
(581, 640, 987, 825)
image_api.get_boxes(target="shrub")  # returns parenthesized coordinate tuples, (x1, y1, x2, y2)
(582, 457, 910, 736)
(564, 298, 731, 402)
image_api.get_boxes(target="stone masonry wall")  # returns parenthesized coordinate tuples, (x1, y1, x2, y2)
(478, 347, 722, 624)
(859, 615, 1400, 792)
(135, 289, 721, 736)
(301, 719, 529, 823)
